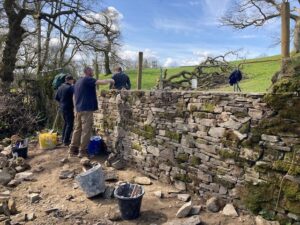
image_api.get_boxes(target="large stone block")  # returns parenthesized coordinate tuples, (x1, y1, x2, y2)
(198, 119, 217, 127)
(248, 108, 264, 120)
(219, 119, 242, 130)
(147, 146, 160, 157)
(208, 127, 226, 138)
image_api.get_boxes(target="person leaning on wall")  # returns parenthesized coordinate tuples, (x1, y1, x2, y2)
(110, 67, 131, 90)
(69, 67, 114, 158)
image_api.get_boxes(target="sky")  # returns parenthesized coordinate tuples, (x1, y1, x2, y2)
(101, 0, 282, 67)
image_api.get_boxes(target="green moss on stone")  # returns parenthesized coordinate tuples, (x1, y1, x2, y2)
(272, 160, 300, 176)
(174, 174, 192, 183)
(219, 149, 239, 160)
(254, 163, 272, 173)
(234, 111, 249, 118)
(189, 105, 198, 112)
(239, 183, 275, 214)
(213, 176, 235, 189)
(143, 125, 156, 139)
(282, 180, 300, 201)
(176, 153, 189, 164)
(193, 112, 207, 119)
(201, 102, 215, 112)
(190, 156, 201, 167)
(239, 121, 250, 134)
(166, 130, 181, 142)
(132, 142, 142, 152)
(222, 130, 240, 148)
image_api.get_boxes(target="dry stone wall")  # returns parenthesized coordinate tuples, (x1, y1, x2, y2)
(95, 90, 300, 221)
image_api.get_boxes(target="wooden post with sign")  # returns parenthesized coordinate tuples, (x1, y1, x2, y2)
(137, 52, 143, 90)
(281, 2, 290, 59)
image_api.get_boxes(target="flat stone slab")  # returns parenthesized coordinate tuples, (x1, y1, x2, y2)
(177, 194, 191, 202)
(134, 176, 152, 185)
(176, 201, 192, 218)
(255, 216, 280, 225)
(163, 215, 201, 225)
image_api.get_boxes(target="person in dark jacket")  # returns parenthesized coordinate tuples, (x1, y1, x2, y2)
(229, 69, 242, 92)
(55, 75, 75, 146)
(110, 67, 131, 90)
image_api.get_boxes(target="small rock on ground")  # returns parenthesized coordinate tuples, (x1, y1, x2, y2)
(59, 170, 75, 179)
(222, 203, 238, 217)
(111, 159, 126, 170)
(27, 193, 41, 203)
(189, 205, 202, 216)
(103, 186, 115, 199)
(177, 194, 191, 202)
(104, 171, 118, 182)
(154, 191, 162, 198)
(15, 171, 33, 181)
(206, 197, 220, 213)
(134, 176, 152, 185)
(255, 216, 280, 225)
(176, 201, 192, 218)
(25, 212, 36, 221)
(163, 215, 201, 225)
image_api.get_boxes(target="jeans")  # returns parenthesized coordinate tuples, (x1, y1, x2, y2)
(62, 109, 74, 144)
(70, 111, 93, 154)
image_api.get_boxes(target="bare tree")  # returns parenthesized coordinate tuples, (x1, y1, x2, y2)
(85, 7, 122, 75)
(0, 0, 110, 86)
(221, 0, 300, 53)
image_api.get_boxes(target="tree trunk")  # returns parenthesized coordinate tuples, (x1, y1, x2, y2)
(294, 18, 300, 53)
(94, 53, 100, 79)
(0, 1, 26, 83)
(104, 51, 112, 75)
(36, 2, 42, 75)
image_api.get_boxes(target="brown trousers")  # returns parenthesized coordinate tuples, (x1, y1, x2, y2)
(70, 111, 93, 153)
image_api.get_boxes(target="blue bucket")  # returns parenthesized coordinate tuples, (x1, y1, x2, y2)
(87, 136, 102, 157)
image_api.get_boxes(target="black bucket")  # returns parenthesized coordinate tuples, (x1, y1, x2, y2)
(12, 138, 28, 159)
(114, 183, 145, 220)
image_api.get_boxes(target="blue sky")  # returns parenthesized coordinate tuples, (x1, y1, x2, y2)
(101, 0, 281, 67)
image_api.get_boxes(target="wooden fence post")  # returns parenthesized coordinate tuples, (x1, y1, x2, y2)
(281, 2, 290, 59)
(137, 52, 143, 90)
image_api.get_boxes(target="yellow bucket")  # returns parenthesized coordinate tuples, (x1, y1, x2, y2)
(39, 132, 57, 150)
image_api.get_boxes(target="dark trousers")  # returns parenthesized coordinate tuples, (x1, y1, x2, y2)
(62, 109, 74, 144)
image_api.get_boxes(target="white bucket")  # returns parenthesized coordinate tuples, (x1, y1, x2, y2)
(191, 78, 198, 89)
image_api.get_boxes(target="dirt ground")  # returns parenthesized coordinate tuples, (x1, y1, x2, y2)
(4, 145, 258, 225)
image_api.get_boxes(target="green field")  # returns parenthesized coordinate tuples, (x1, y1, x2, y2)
(99, 54, 297, 93)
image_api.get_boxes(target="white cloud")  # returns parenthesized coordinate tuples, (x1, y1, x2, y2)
(163, 58, 179, 67)
(107, 6, 124, 20)
(203, 0, 231, 16)
(84, 6, 123, 31)
(119, 47, 158, 61)
(189, 1, 201, 6)
(49, 37, 60, 47)
(153, 18, 201, 33)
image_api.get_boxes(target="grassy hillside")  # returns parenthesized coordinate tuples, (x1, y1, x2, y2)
(99, 54, 298, 93)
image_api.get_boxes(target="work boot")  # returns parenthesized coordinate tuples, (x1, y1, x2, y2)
(69, 146, 79, 158)
(78, 150, 89, 159)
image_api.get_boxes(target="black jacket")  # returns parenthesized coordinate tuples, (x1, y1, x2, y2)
(55, 83, 74, 111)
(111, 72, 131, 90)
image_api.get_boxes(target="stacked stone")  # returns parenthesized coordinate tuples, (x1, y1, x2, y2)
(95, 90, 300, 221)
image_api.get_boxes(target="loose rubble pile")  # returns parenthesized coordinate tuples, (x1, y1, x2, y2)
(0, 137, 35, 224)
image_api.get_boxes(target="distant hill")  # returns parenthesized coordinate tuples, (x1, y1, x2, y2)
(99, 54, 298, 93)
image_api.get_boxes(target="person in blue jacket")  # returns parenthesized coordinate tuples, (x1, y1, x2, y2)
(229, 69, 242, 92)
(110, 67, 131, 90)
